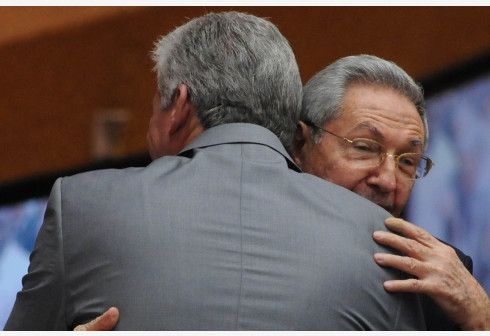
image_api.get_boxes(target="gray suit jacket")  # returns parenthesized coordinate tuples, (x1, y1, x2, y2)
(5, 123, 425, 330)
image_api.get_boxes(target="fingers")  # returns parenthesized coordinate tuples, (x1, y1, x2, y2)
(374, 253, 427, 278)
(372, 218, 490, 329)
(373, 230, 429, 259)
(383, 217, 436, 247)
(74, 307, 119, 331)
(382, 278, 428, 293)
(95, 307, 119, 330)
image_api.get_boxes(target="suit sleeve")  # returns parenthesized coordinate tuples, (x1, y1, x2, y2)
(454, 247, 473, 274)
(4, 178, 67, 330)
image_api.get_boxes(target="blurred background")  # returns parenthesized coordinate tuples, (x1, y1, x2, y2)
(0, 7, 489, 328)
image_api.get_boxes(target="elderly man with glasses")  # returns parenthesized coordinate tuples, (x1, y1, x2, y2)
(293, 55, 490, 330)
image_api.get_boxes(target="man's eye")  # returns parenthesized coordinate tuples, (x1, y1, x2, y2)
(352, 141, 379, 153)
(399, 156, 418, 167)
(400, 158, 414, 166)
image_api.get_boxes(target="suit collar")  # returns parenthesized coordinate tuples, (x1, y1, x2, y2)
(179, 123, 302, 172)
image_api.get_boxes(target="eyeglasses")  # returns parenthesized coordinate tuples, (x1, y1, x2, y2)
(303, 119, 434, 180)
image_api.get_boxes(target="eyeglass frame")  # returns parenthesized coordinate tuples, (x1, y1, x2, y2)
(302, 119, 434, 180)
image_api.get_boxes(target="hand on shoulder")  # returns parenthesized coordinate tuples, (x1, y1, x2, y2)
(373, 217, 490, 330)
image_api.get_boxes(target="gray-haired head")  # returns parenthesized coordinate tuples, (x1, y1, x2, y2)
(152, 11, 302, 149)
(302, 54, 428, 149)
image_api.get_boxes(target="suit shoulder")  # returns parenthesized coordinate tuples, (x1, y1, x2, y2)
(61, 167, 144, 188)
(291, 170, 391, 219)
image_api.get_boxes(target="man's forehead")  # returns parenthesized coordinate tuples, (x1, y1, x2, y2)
(332, 84, 423, 132)
(349, 121, 424, 149)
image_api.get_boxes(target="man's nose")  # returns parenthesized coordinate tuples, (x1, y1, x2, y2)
(367, 155, 397, 192)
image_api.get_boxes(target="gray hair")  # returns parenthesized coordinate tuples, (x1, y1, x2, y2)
(302, 54, 428, 149)
(152, 12, 302, 149)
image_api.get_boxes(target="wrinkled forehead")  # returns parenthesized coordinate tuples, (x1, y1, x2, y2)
(351, 120, 424, 151)
(333, 84, 426, 148)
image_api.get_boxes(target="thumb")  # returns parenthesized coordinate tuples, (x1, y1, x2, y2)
(74, 307, 119, 331)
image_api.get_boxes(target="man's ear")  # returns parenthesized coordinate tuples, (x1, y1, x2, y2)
(148, 85, 201, 159)
(292, 121, 311, 166)
(168, 84, 192, 135)
(163, 84, 203, 155)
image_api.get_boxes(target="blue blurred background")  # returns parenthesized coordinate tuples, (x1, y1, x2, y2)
(0, 198, 47, 327)
(408, 73, 490, 292)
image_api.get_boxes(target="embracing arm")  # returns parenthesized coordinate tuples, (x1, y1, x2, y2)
(373, 217, 490, 330)
(4, 178, 67, 330)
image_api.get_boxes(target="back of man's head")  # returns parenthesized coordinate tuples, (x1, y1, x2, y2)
(302, 54, 428, 147)
(152, 12, 302, 149)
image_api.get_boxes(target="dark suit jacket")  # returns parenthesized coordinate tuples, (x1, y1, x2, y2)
(5, 123, 426, 330)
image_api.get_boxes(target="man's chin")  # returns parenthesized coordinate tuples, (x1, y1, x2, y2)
(354, 191, 397, 215)
(378, 204, 403, 217)
(381, 205, 398, 216)
(371, 202, 394, 215)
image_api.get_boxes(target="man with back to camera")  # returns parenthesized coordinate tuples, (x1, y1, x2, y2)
(77, 54, 490, 331)
(4, 12, 426, 330)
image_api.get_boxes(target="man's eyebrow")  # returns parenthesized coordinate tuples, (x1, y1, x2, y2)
(352, 122, 424, 149)
(351, 122, 384, 140)
(410, 139, 423, 148)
